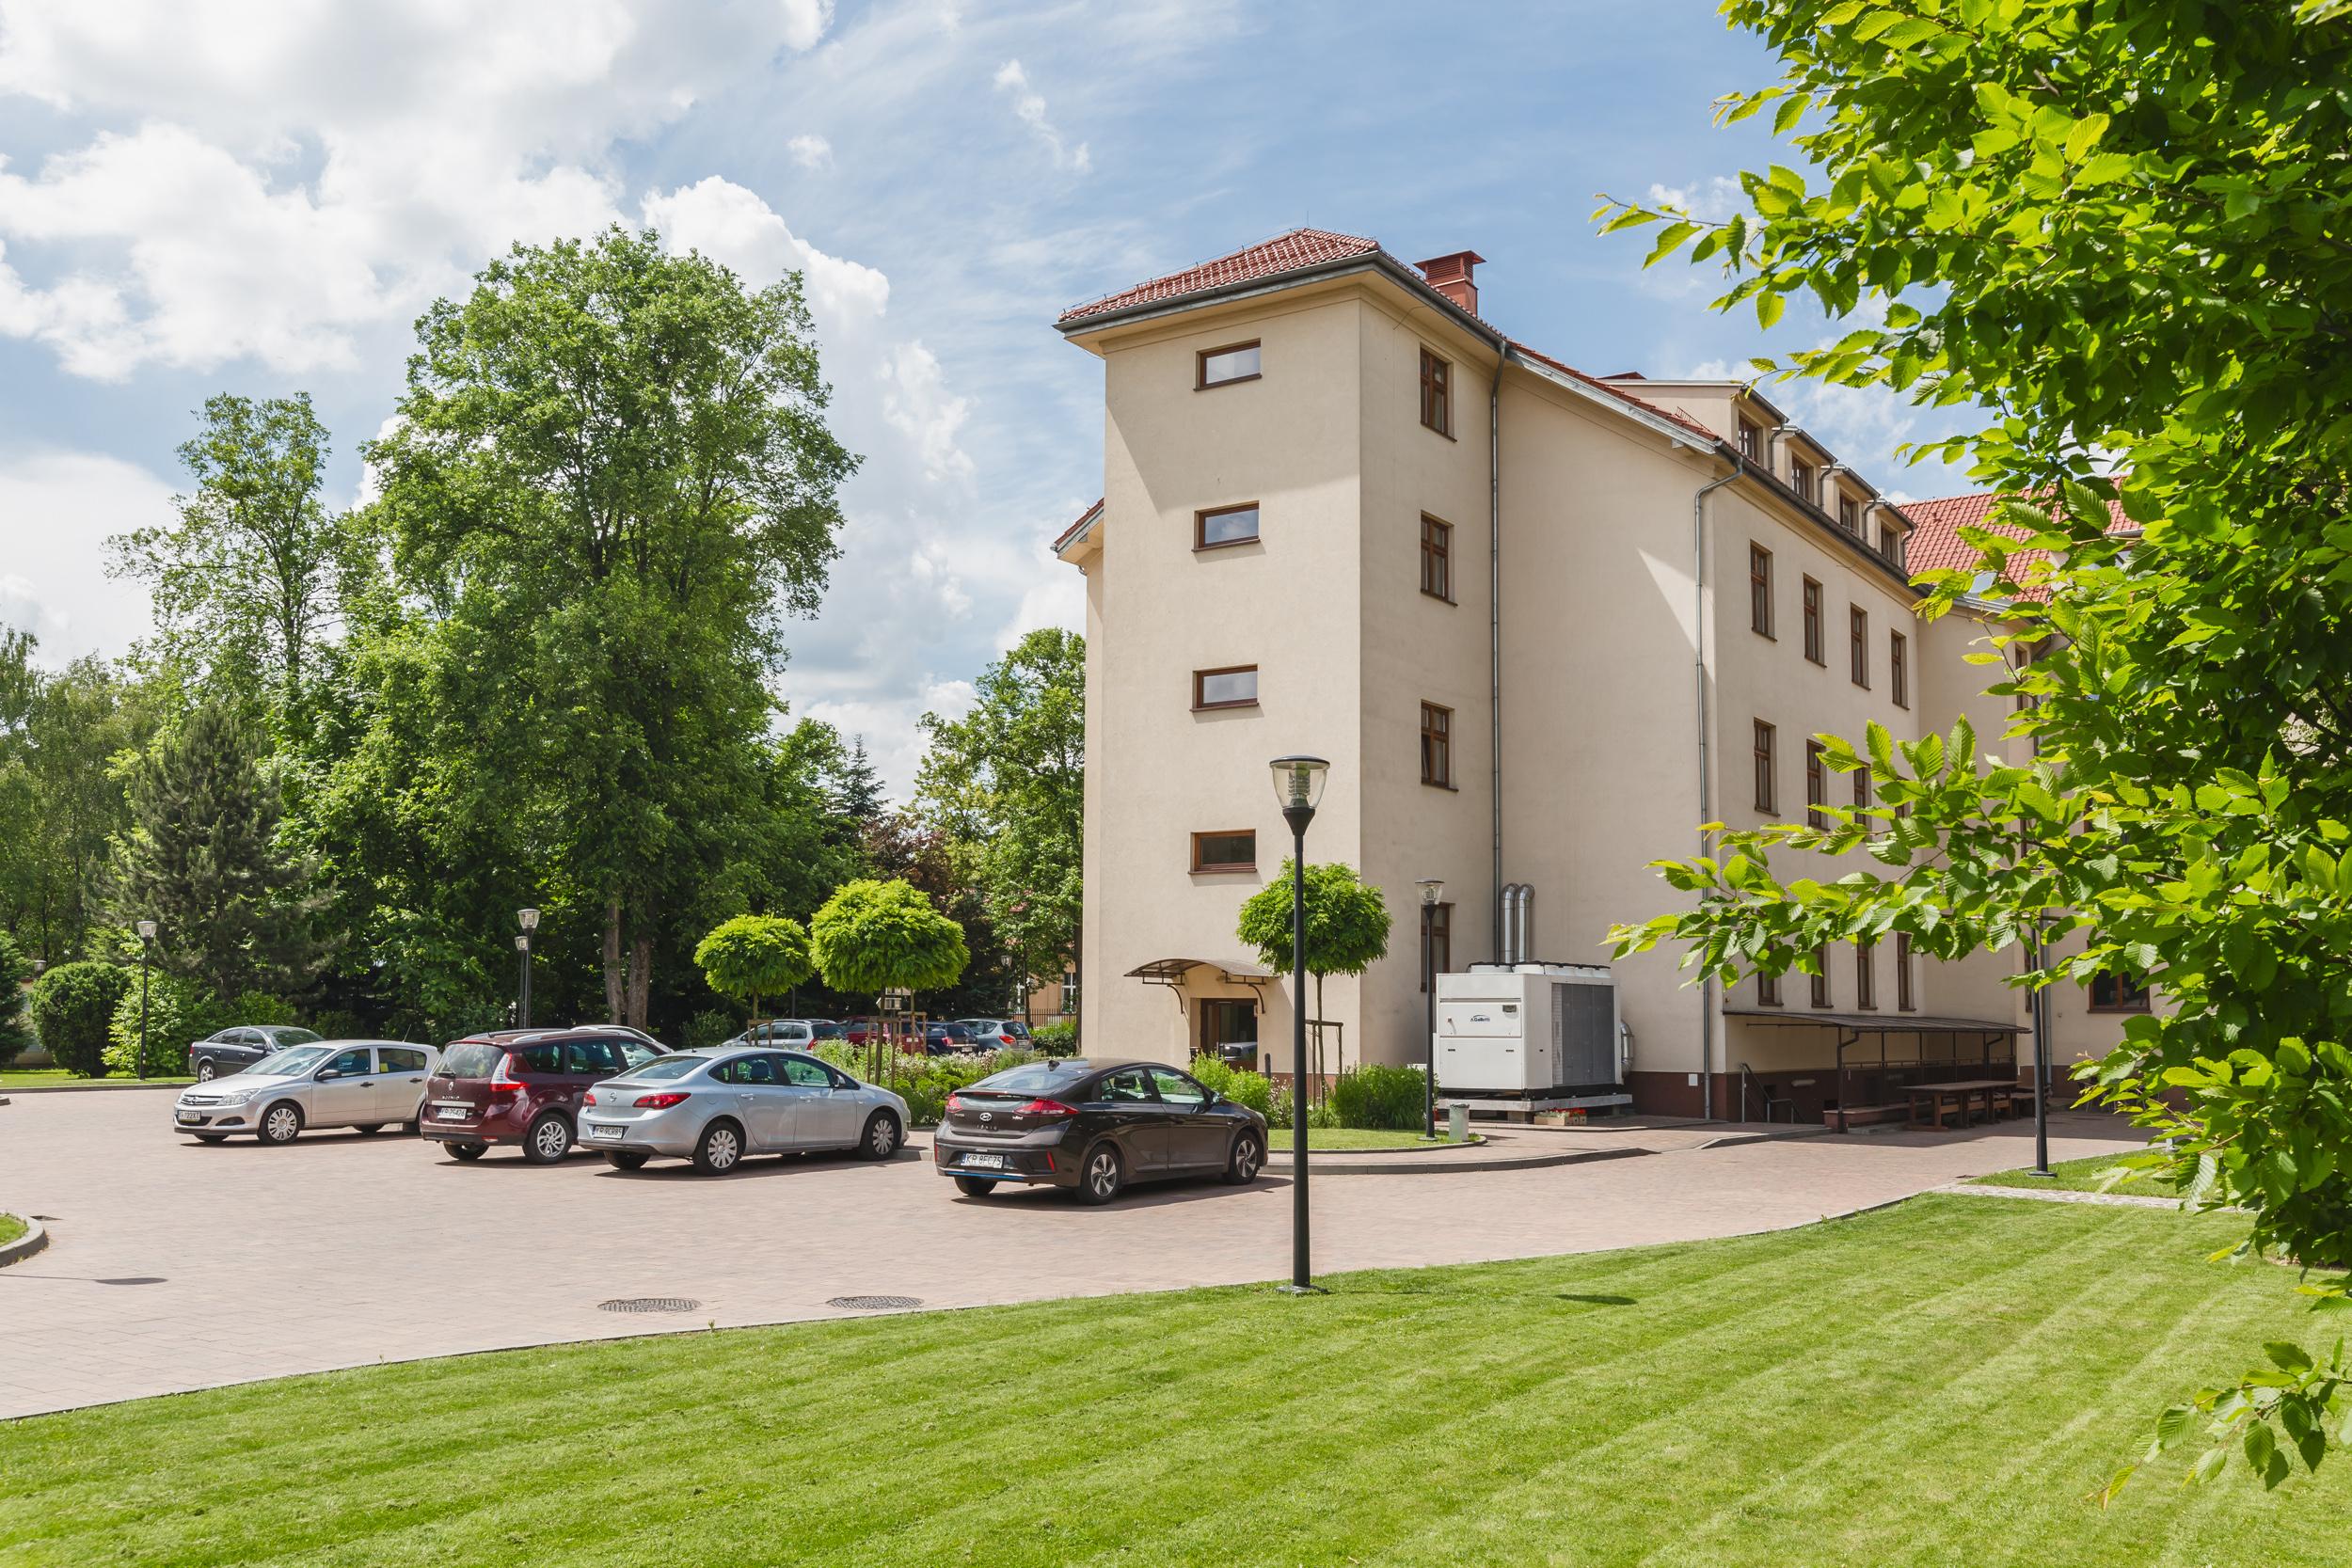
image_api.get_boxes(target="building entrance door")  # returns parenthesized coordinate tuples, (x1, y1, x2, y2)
(1198, 1000, 1260, 1071)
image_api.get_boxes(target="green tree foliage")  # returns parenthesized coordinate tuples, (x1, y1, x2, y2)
(109, 703, 331, 1003)
(917, 627, 1085, 1029)
(810, 879, 969, 998)
(108, 392, 347, 718)
(1597, 0, 2352, 1490)
(0, 641, 158, 962)
(693, 913, 814, 1022)
(1236, 860, 1394, 1026)
(363, 226, 856, 1029)
(0, 928, 34, 1068)
(27, 960, 131, 1077)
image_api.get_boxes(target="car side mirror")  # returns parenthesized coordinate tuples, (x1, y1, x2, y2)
(317, 1069, 340, 1080)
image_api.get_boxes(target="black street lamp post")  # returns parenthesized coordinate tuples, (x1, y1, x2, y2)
(1269, 754, 1328, 1295)
(516, 907, 539, 1029)
(1416, 878, 1443, 1139)
(135, 919, 156, 1081)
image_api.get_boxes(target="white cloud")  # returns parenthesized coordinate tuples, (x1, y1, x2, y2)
(993, 58, 1089, 172)
(1646, 176, 1745, 222)
(880, 342, 973, 485)
(0, 0, 836, 378)
(787, 133, 834, 170)
(0, 447, 172, 664)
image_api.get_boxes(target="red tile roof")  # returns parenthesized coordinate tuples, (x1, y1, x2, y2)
(1902, 490, 2135, 590)
(1054, 498, 1104, 553)
(1057, 229, 1382, 324)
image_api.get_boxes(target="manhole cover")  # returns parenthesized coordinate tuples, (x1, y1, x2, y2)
(597, 1297, 702, 1314)
(826, 1294, 922, 1311)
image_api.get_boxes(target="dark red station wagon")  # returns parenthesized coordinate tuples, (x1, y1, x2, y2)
(420, 1028, 668, 1164)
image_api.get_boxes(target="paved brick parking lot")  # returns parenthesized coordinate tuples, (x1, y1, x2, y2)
(0, 1089, 2143, 1418)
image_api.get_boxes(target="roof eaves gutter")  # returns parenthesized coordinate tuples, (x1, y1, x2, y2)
(1057, 251, 1514, 355)
(1504, 349, 1723, 456)
(1054, 502, 1104, 559)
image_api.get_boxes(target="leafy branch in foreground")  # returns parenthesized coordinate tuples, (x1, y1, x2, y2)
(1601, 0, 2352, 1492)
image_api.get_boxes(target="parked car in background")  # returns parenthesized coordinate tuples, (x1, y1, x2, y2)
(187, 1024, 324, 1081)
(955, 1019, 1033, 1052)
(923, 1022, 981, 1055)
(932, 1057, 1267, 1203)
(727, 1020, 817, 1049)
(419, 1028, 668, 1164)
(579, 1047, 908, 1175)
(172, 1041, 440, 1144)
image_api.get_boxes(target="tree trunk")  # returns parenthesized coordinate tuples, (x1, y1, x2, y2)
(627, 934, 652, 1028)
(603, 894, 624, 1022)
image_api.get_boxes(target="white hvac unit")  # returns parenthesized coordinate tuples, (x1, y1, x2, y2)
(1435, 963, 1620, 1095)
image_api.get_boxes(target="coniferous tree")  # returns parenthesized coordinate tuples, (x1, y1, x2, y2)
(110, 703, 332, 1002)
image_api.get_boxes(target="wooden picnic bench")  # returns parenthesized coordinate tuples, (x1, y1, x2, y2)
(1906, 1078, 2017, 1131)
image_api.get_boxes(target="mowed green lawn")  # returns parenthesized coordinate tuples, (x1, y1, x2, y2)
(0, 1069, 195, 1090)
(1971, 1151, 2183, 1196)
(2, 1196, 2337, 1567)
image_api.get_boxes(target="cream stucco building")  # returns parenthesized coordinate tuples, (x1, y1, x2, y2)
(1052, 229, 2145, 1121)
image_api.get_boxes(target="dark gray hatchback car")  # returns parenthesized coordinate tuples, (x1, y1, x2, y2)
(932, 1057, 1267, 1203)
(189, 1024, 325, 1080)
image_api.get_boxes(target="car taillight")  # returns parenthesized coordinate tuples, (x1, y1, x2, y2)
(634, 1092, 690, 1109)
(489, 1054, 524, 1092)
(1018, 1099, 1078, 1117)
(581, 1091, 596, 1106)
(946, 1093, 967, 1114)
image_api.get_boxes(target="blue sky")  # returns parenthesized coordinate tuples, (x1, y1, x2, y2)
(0, 0, 1974, 792)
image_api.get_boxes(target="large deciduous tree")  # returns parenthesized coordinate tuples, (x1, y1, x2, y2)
(917, 628, 1085, 1031)
(0, 641, 158, 962)
(364, 226, 856, 1029)
(1598, 0, 2352, 1490)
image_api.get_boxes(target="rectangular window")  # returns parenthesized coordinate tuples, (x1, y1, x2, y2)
(1739, 418, 1762, 461)
(1421, 515, 1454, 601)
(1790, 460, 1816, 503)
(1749, 544, 1773, 638)
(1421, 902, 1454, 991)
(2089, 974, 2152, 1013)
(1878, 522, 1902, 564)
(1849, 605, 1869, 687)
(1196, 341, 1261, 388)
(1192, 666, 1259, 709)
(1190, 830, 1257, 873)
(2014, 641, 2036, 713)
(1896, 933, 1915, 1012)
(1420, 348, 1452, 436)
(1855, 942, 1878, 1010)
(1802, 578, 1824, 664)
(1838, 495, 1860, 534)
(1061, 971, 1079, 1014)
(1196, 503, 1260, 550)
(1753, 720, 1776, 814)
(1757, 970, 1782, 1006)
(1890, 631, 1909, 709)
(1805, 740, 1827, 831)
(1810, 945, 1831, 1008)
(1421, 702, 1454, 787)
(1852, 765, 1871, 813)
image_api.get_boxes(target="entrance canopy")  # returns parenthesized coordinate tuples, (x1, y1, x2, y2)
(1124, 958, 1276, 1014)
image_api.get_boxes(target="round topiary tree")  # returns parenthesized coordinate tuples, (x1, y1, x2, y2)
(692, 912, 815, 1024)
(1237, 860, 1393, 1083)
(0, 930, 34, 1069)
(810, 879, 969, 1001)
(27, 960, 134, 1078)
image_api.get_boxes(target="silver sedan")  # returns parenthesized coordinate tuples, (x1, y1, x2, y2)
(577, 1048, 909, 1175)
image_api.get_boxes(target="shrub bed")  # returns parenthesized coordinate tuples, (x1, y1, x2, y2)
(1327, 1064, 1428, 1131)
(27, 961, 132, 1077)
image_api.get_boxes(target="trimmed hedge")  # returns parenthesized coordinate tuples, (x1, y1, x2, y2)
(27, 961, 133, 1077)
(1328, 1064, 1429, 1131)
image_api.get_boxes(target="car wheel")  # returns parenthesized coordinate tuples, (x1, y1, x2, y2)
(445, 1141, 486, 1162)
(860, 1110, 902, 1161)
(1224, 1128, 1265, 1185)
(193, 1132, 228, 1144)
(522, 1113, 573, 1164)
(353, 1124, 383, 1136)
(953, 1175, 998, 1198)
(1075, 1142, 1124, 1205)
(258, 1101, 304, 1146)
(693, 1119, 744, 1176)
(195, 1059, 217, 1083)
(605, 1150, 651, 1171)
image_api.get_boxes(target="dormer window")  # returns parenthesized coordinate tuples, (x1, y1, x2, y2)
(1838, 494, 1860, 534)
(1877, 521, 1904, 567)
(1790, 460, 1816, 503)
(1738, 418, 1762, 461)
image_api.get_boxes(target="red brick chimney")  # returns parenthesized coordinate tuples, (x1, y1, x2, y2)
(1415, 250, 1486, 315)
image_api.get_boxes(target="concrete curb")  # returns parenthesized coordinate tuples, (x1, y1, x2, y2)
(1937, 1180, 2185, 1212)
(0, 1214, 49, 1269)
(1265, 1144, 1656, 1177)
(0, 1080, 191, 1096)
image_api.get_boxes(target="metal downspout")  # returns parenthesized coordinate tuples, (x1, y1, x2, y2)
(1488, 350, 1505, 962)
(1692, 463, 1740, 1121)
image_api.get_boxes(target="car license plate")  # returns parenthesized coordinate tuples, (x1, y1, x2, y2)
(434, 1105, 469, 1120)
(961, 1152, 1006, 1169)
(585, 1123, 622, 1141)
(175, 1111, 202, 1124)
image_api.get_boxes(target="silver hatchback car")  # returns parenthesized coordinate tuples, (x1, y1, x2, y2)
(172, 1040, 442, 1145)
(578, 1047, 910, 1174)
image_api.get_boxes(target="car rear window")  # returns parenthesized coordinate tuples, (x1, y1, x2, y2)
(627, 1054, 706, 1082)
(438, 1042, 506, 1079)
(972, 1062, 1093, 1095)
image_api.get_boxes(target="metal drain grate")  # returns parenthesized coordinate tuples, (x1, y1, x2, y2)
(598, 1296, 702, 1314)
(827, 1294, 922, 1311)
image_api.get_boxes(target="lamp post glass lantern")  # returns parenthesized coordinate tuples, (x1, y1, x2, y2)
(1267, 755, 1328, 1294)
(135, 920, 156, 1081)
(1416, 878, 1444, 1139)
(515, 909, 538, 1028)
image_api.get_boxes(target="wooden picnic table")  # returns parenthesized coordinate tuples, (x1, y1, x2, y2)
(1906, 1078, 2016, 1131)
